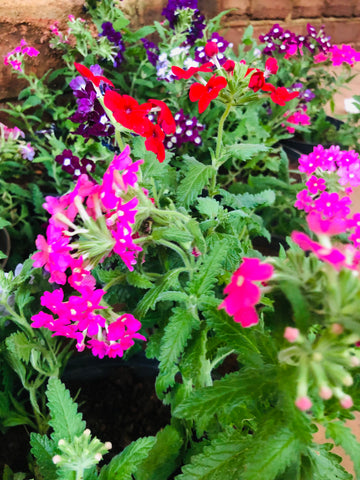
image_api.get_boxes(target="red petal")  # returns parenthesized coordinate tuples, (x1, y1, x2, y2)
(189, 83, 205, 102)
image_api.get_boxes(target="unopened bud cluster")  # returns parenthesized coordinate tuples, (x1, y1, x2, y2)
(280, 326, 359, 411)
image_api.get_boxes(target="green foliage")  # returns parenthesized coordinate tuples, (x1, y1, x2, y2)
(325, 421, 360, 478)
(177, 157, 214, 209)
(99, 436, 157, 480)
(46, 377, 85, 443)
(135, 425, 183, 480)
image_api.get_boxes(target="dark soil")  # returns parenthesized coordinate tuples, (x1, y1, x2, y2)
(0, 354, 171, 475)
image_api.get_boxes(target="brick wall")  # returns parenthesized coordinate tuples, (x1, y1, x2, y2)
(0, 0, 359, 103)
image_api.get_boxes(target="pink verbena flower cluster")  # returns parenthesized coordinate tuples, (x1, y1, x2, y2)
(292, 145, 360, 270)
(31, 145, 146, 357)
(314, 44, 360, 67)
(219, 257, 273, 327)
(3, 39, 40, 72)
(283, 107, 311, 134)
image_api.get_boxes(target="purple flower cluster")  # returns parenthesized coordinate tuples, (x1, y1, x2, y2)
(288, 82, 316, 103)
(55, 149, 95, 180)
(194, 33, 232, 66)
(259, 23, 332, 56)
(69, 65, 115, 140)
(162, 109, 204, 150)
(99, 22, 126, 67)
(141, 38, 159, 66)
(161, 0, 205, 46)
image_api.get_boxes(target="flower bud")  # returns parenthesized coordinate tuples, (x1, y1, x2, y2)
(319, 385, 333, 400)
(105, 441, 112, 450)
(340, 394, 353, 409)
(331, 323, 344, 335)
(204, 41, 219, 58)
(295, 396, 312, 411)
(284, 326, 300, 343)
(342, 375, 353, 387)
(84, 428, 91, 436)
(94, 453, 103, 461)
(52, 455, 62, 464)
(58, 439, 65, 446)
(350, 356, 360, 367)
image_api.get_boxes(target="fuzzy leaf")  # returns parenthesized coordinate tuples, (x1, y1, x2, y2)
(174, 369, 268, 424)
(176, 429, 246, 480)
(219, 188, 275, 210)
(28, 183, 45, 216)
(99, 436, 156, 480)
(135, 426, 183, 480)
(206, 308, 263, 367)
(30, 433, 57, 480)
(177, 157, 214, 209)
(242, 423, 302, 480)
(134, 268, 185, 319)
(156, 307, 200, 396)
(152, 227, 193, 244)
(197, 198, 220, 218)
(325, 421, 360, 478)
(126, 271, 153, 289)
(226, 143, 269, 162)
(5, 332, 33, 364)
(156, 291, 189, 304)
(46, 377, 85, 443)
(303, 444, 352, 480)
(187, 240, 228, 298)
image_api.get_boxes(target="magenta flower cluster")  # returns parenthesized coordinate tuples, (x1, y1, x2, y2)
(293, 145, 360, 270)
(31, 146, 146, 358)
(3, 39, 40, 72)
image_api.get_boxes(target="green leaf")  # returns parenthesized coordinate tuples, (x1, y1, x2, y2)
(302, 444, 352, 480)
(152, 227, 193, 244)
(206, 309, 263, 367)
(174, 369, 266, 424)
(0, 218, 11, 229)
(30, 433, 57, 480)
(46, 377, 85, 443)
(134, 268, 185, 319)
(156, 307, 199, 396)
(5, 332, 33, 364)
(279, 280, 311, 331)
(177, 429, 246, 480)
(99, 436, 156, 480)
(197, 198, 220, 218)
(126, 271, 153, 289)
(113, 16, 130, 30)
(242, 423, 301, 480)
(28, 183, 45, 216)
(188, 240, 228, 298)
(325, 421, 360, 478)
(177, 157, 214, 209)
(135, 426, 183, 480)
(156, 291, 189, 304)
(22, 95, 42, 108)
(220, 188, 275, 210)
(226, 143, 269, 162)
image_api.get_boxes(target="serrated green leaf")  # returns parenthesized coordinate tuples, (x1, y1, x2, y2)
(28, 183, 45, 216)
(135, 426, 183, 480)
(0, 218, 11, 229)
(46, 377, 85, 443)
(99, 436, 156, 480)
(303, 444, 352, 480)
(174, 369, 268, 424)
(226, 143, 270, 162)
(177, 429, 246, 480)
(188, 240, 228, 298)
(159, 307, 199, 369)
(325, 421, 360, 478)
(23, 95, 42, 108)
(156, 291, 189, 304)
(242, 424, 301, 480)
(126, 271, 153, 289)
(5, 332, 32, 364)
(152, 227, 193, 244)
(177, 157, 214, 209)
(134, 268, 186, 319)
(206, 308, 263, 366)
(279, 280, 311, 331)
(220, 188, 275, 210)
(197, 198, 220, 218)
(30, 433, 57, 480)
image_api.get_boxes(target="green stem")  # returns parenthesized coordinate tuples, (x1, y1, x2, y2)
(115, 129, 125, 151)
(155, 239, 192, 271)
(215, 102, 232, 163)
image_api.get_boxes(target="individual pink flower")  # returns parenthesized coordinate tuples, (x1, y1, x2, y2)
(295, 396, 312, 411)
(219, 257, 273, 327)
(305, 175, 326, 195)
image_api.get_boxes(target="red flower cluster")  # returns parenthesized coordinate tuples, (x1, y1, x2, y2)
(74, 63, 176, 162)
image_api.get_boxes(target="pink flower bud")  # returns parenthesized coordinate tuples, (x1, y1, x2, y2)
(223, 59, 235, 73)
(204, 41, 219, 57)
(331, 323, 344, 335)
(284, 326, 300, 343)
(340, 395, 353, 409)
(319, 386, 333, 400)
(295, 396, 312, 411)
(52, 455, 62, 464)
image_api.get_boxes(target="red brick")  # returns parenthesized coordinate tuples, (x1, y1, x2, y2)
(221, 0, 250, 15)
(292, 0, 325, 19)
(250, 0, 292, 20)
(324, 19, 360, 46)
(324, 0, 356, 17)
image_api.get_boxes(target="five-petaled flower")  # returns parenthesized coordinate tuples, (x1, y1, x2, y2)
(189, 75, 227, 114)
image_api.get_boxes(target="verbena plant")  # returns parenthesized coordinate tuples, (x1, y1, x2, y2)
(2, 1, 360, 479)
